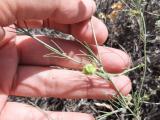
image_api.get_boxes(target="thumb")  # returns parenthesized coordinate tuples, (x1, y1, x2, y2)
(0, 27, 5, 47)
(0, 25, 16, 48)
(0, 27, 5, 45)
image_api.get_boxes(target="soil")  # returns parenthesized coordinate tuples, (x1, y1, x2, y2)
(9, 0, 160, 120)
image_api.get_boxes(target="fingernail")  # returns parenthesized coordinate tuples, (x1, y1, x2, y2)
(0, 27, 5, 41)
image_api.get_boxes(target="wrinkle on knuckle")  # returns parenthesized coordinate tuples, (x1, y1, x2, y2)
(53, 0, 96, 24)
(10, 70, 19, 95)
(43, 69, 56, 96)
(84, 75, 95, 98)
(0, 0, 17, 26)
(0, 98, 8, 119)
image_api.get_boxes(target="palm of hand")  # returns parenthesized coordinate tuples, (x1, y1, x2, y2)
(0, 30, 131, 120)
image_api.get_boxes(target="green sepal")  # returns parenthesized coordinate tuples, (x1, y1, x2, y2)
(83, 64, 97, 75)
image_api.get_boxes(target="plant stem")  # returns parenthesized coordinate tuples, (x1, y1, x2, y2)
(119, 64, 144, 75)
(138, 8, 147, 106)
(96, 70, 140, 120)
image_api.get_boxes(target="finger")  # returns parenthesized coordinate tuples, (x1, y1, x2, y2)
(16, 16, 108, 45)
(0, 0, 96, 26)
(16, 36, 130, 73)
(71, 16, 108, 44)
(0, 94, 8, 114)
(0, 27, 5, 41)
(0, 25, 16, 48)
(0, 25, 17, 113)
(1, 102, 94, 120)
(11, 66, 131, 99)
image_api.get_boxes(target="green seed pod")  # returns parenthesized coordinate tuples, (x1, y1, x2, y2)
(83, 64, 97, 75)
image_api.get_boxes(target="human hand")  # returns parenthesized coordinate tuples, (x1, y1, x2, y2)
(0, 0, 132, 120)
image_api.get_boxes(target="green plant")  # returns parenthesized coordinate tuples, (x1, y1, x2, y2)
(11, 18, 143, 120)
(8, 0, 150, 117)
(96, 0, 150, 119)
(109, 0, 148, 119)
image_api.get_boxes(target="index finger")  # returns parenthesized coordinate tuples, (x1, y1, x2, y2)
(0, 0, 96, 26)
(16, 16, 108, 45)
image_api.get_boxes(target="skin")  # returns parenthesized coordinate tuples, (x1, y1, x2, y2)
(0, 0, 132, 120)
